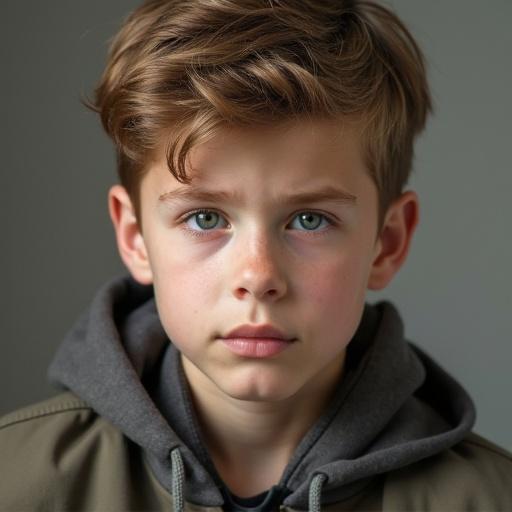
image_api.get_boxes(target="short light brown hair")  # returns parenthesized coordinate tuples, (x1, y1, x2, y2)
(89, 0, 432, 232)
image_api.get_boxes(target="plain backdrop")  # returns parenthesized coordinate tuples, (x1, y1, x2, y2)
(1, 1, 511, 451)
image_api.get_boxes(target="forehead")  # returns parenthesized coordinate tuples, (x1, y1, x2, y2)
(144, 117, 371, 204)
(190, 117, 363, 174)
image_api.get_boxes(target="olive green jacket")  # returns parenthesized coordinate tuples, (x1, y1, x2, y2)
(1, 391, 511, 511)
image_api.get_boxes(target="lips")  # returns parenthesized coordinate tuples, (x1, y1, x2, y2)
(221, 324, 295, 341)
(219, 324, 296, 358)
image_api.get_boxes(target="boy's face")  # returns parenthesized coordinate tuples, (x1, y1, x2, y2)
(112, 118, 416, 403)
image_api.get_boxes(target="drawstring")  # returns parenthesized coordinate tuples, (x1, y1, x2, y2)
(169, 447, 325, 512)
(170, 447, 185, 512)
(308, 473, 327, 512)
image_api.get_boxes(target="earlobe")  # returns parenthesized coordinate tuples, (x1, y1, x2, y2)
(108, 185, 153, 285)
(367, 190, 419, 291)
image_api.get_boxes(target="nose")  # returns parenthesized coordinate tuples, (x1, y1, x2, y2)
(231, 229, 288, 302)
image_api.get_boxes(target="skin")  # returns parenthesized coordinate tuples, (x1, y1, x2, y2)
(109, 117, 419, 496)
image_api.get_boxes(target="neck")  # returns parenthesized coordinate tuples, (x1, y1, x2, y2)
(181, 353, 345, 497)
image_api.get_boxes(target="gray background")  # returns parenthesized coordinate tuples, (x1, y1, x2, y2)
(1, 1, 511, 451)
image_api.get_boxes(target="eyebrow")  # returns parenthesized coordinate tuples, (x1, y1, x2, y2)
(158, 185, 358, 207)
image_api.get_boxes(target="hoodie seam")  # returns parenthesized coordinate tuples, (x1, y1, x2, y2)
(0, 401, 91, 430)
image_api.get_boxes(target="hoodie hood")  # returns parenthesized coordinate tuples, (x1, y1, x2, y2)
(48, 274, 476, 509)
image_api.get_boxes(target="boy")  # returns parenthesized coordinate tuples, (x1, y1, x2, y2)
(1, 0, 511, 511)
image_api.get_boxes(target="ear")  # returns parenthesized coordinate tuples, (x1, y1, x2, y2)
(108, 184, 153, 285)
(367, 190, 419, 290)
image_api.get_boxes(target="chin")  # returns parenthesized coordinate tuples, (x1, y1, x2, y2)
(225, 388, 294, 403)
(217, 370, 299, 403)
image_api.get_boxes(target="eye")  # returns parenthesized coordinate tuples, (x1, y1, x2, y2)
(289, 212, 332, 231)
(183, 209, 228, 231)
(180, 209, 334, 237)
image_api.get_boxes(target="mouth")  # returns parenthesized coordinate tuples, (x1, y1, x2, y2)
(219, 337, 296, 358)
(219, 323, 296, 358)
(222, 323, 294, 340)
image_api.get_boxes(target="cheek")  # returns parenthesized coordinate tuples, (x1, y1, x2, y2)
(296, 248, 371, 350)
(302, 250, 369, 309)
(149, 244, 221, 345)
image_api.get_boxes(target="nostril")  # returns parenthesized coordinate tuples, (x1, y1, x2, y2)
(234, 287, 279, 300)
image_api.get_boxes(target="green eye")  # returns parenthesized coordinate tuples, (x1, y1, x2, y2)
(291, 212, 331, 231)
(191, 210, 221, 230)
(183, 209, 230, 232)
(182, 209, 332, 235)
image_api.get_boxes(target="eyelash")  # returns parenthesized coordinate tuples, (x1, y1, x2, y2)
(178, 208, 337, 239)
